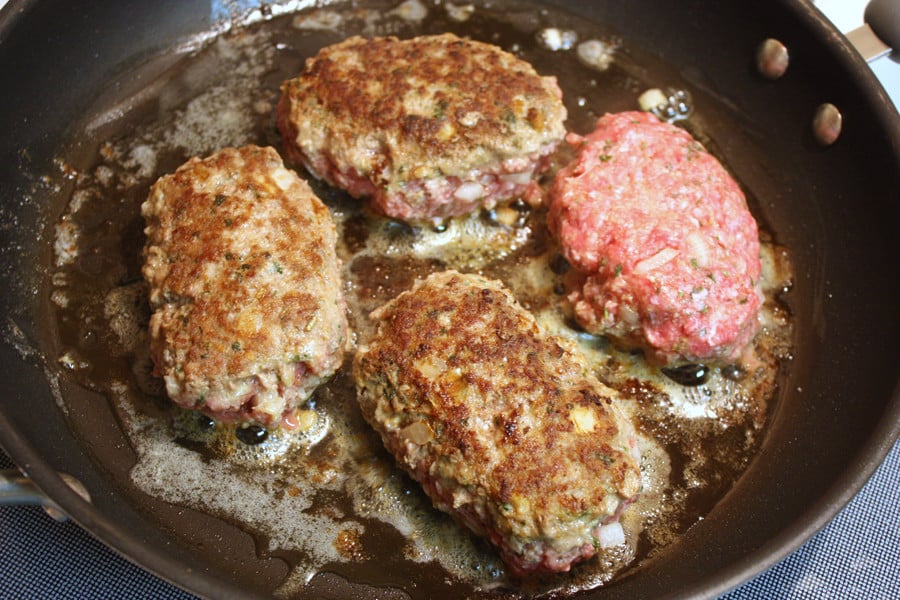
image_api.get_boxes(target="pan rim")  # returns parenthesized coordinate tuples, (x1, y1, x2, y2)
(1, 0, 899, 597)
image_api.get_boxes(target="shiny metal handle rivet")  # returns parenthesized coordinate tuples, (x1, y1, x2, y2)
(812, 103, 843, 146)
(756, 38, 790, 80)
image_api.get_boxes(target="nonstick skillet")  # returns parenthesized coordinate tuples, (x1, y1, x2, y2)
(0, 0, 898, 598)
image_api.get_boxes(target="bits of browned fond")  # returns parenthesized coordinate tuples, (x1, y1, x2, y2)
(353, 271, 641, 559)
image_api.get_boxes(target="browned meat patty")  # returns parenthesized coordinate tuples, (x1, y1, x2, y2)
(353, 271, 641, 575)
(277, 33, 567, 224)
(548, 112, 763, 365)
(142, 145, 348, 427)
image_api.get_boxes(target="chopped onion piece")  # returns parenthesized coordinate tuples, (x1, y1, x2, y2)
(596, 521, 626, 548)
(445, 2, 474, 22)
(537, 28, 578, 51)
(400, 421, 435, 445)
(634, 247, 678, 274)
(500, 170, 533, 185)
(638, 88, 668, 112)
(454, 182, 484, 202)
(577, 39, 615, 71)
(391, 0, 427, 21)
(686, 231, 711, 268)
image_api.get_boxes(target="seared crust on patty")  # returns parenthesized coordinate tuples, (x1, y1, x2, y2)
(353, 271, 641, 574)
(142, 145, 348, 426)
(278, 34, 567, 222)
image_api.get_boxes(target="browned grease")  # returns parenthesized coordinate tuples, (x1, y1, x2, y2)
(48, 1, 794, 598)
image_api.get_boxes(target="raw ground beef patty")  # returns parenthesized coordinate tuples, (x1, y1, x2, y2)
(548, 112, 763, 365)
(277, 33, 567, 224)
(353, 270, 641, 574)
(141, 145, 348, 426)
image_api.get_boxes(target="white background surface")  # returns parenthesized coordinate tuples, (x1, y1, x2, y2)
(816, 0, 900, 108)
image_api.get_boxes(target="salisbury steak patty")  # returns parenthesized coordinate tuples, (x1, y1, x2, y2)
(278, 34, 567, 223)
(142, 145, 348, 426)
(353, 271, 641, 574)
(549, 112, 763, 365)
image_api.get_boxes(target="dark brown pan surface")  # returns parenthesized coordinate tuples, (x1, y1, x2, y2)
(0, 1, 898, 598)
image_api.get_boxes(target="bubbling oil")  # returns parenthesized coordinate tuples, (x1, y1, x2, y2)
(49, 1, 794, 597)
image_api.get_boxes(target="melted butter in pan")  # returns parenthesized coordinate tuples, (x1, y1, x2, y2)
(48, 1, 794, 597)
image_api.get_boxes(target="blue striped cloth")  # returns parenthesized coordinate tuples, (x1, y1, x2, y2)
(2, 439, 897, 599)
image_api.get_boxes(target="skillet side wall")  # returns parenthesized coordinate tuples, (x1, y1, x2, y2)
(566, 1, 900, 598)
(0, 0, 897, 599)
(0, 2, 282, 598)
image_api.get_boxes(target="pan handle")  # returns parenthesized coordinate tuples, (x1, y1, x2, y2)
(846, 0, 899, 61)
(0, 469, 91, 522)
(866, 0, 900, 50)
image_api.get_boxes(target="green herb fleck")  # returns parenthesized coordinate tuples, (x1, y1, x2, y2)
(599, 154, 612, 162)
(213, 194, 226, 206)
(231, 341, 242, 351)
(614, 264, 623, 277)
(433, 98, 449, 119)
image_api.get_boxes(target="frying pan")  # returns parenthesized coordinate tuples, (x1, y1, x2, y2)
(0, 0, 898, 598)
